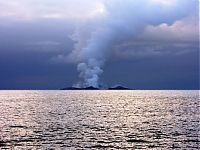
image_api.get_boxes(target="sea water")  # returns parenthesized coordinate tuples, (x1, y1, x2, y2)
(0, 90, 199, 149)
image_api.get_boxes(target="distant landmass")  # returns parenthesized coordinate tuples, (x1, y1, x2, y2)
(60, 86, 99, 90)
(108, 86, 131, 90)
(60, 85, 132, 90)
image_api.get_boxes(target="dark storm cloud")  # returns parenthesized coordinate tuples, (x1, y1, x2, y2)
(103, 48, 199, 90)
(113, 41, 199, 60)
(0, 20, 77, 89)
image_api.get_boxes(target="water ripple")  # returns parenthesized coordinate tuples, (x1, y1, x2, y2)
(0, 90, 199, 149)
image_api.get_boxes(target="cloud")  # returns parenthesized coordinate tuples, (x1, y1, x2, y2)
(25, 41, 62, 52)
(0, 0, 198, 89)
(64, 0, 198, 87)
(50, 54, 69, 64)
(47, 0, 198, 64)
(0, 0, 198, 88)
(0, 0, 104, 21)
(113, 41, 198, 61)
(141, 6, 199, 42)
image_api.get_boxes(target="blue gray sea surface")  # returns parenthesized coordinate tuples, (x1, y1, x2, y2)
(0, 90, 199, 149)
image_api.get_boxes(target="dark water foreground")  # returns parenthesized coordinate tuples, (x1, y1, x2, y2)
(0, 90, 199, 149)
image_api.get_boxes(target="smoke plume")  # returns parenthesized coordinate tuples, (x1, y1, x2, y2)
(68, 0, 197, 87)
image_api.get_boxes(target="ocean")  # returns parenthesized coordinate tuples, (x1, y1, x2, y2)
(0, 90, 199, 149)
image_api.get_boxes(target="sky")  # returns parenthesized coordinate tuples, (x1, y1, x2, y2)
(0, 0, 199, 89)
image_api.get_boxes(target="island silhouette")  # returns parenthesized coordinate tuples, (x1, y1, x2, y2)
(60, 85, 132, 90)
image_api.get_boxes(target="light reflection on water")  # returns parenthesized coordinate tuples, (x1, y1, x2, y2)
(0, 90, 199, 149)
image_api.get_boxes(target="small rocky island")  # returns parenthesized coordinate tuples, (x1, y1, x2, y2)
(61, 86, 99, 90)
(60, 85, 132, 90)
(108, 85, 131, 90)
